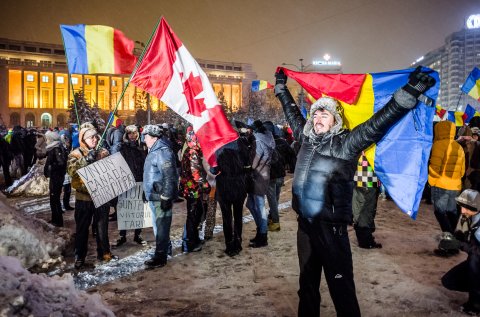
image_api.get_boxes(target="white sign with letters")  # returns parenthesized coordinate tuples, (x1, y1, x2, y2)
(76, 152, 136, 208)
(467, 14, 480, 29)
(117, 182, 153, 230)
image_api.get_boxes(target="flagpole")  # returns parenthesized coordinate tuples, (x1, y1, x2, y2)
(96, 18, 162, 150)
(59, 27, 81, 127)
(455, 92, 463, 111)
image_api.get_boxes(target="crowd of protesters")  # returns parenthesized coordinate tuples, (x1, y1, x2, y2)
(3, 68, 480, 314)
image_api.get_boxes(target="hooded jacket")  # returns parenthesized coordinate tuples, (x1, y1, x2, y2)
(143, 137, 178, 201)
(67, 128, 108, 201)
(276, 87, 416, 223)
(180, 130, 210, 199)
(249, 130, 275, 195)
(428, 121, 465, 190)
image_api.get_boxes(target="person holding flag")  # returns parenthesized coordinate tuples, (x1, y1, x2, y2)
(274, 66, 436, 317)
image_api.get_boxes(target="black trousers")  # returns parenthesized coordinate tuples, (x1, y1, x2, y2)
(74, 200, 111, 260)
(219, 194, 246, 247)
(442, 253, 480, 306)
(185, 196, 207, 247)
(49, 175, 64, 226)
(297, 217, 361, 317)
(63, 183, 72, 208)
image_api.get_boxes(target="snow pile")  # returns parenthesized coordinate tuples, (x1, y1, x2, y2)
(0, 196, 70, 269)
(0, 256, 114, 317)
(5, 159, 49, 197)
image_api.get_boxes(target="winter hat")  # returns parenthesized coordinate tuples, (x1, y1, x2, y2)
(456, 189, 480, 211)
(162, 123, 169, 129)
(80, 122, 95, 130)
(115, 118, 123, 128)
(252, 120, 266, 133)
(142, 124, 163, 138)
(124, 125, 139, 141)
(82, 128, 97, 141)
(303, 97, 344, 136)
(45, 131, 60, 144)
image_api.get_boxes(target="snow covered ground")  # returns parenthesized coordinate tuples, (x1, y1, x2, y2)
(0, 174, 473, 316)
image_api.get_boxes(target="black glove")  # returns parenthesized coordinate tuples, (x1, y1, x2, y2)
(160, 198, 173, 211)
(275, 69, 287, 85)
(403, 66, 436, 98)
(86, 149, 97, 163)
(274, 69, 287, 96)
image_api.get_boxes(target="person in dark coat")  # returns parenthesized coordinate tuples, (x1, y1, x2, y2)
(245, 120, 275, 248)
(441, 189, 480, 315)
(116, 125, 147, 246)
(274, 67, 436, 317)
(44, 131, 67, 227)
(213, 139, 249, 256)
(0, 136, 12, 187)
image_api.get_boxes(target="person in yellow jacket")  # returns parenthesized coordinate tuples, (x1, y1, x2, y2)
(429, 120, 465, 242)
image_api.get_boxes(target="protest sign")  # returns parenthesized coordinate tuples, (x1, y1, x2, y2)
(76, 152, 136, 208)
(117, 182, 153, 230)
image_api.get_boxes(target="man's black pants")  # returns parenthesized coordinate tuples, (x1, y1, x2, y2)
(297, 217, 361, 317)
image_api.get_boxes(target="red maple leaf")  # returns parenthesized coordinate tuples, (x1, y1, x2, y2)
(181, 72, 207, 117)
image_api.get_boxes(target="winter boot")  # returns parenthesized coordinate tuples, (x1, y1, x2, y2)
(145, 253, 167, 268)
(134, 235, 147, 245)
(116, 236, 127, 247)
(225, 241, 238, 257)
(234, 237, 243, 254)
(355, 227, 382, 249)
(74, 258, 85, 269)
(249, 233, 268, 248)
(102, 253, 119, 262)
(250, 229, 260, 243)
(268, 222, 281, 232)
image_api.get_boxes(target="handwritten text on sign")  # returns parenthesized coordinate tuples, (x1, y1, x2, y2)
(117, 182, 153, 230)
(76, 152, 136, 208)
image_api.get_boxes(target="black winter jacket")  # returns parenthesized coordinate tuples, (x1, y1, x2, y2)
(277, 86, 414, 224)
(44, 146, 67, 179)
(120, 141, 146, 182)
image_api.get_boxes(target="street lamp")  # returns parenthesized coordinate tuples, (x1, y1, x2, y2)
(281, 58, 313, 112)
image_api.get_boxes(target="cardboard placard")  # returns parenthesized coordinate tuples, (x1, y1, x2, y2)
(76, 152, 136, 208)
(117, 182, 153, 230)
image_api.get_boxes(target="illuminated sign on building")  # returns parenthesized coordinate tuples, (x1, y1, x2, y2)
(467, 14, 480, 29)
(313, 54, 341, 66)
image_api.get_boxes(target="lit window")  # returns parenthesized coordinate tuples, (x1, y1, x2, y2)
(42, 75, 49, 83)
(26, 74, 34, 82)
(112, 80, 117, 86)
(85, 78, 91, 85)
(71, 77, 78, 85)
(56, 76, 64, 84)
(99, 79, 105, 86)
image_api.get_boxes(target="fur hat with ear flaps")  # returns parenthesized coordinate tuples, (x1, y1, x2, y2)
(303, 97, 344, 137)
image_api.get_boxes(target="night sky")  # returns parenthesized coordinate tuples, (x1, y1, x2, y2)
(1, 0, 479, 80)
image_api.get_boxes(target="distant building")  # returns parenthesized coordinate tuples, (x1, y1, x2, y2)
(0, 38, 256, 128)
(411, 15, 480, 111)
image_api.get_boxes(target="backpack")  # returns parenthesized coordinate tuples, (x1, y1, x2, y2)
(269, 147, 285, 179)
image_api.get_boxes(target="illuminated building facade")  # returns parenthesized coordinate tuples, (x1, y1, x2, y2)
(0, 38, 257, 128)
(411, 15, 480, 110)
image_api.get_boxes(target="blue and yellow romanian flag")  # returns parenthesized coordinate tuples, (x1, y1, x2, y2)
(447, 111, 467, 127)
(278, 67, 440, 219)
(60, 24, 137, 74)
(461, 67, 480, 101)
(251, 80, 273, 92)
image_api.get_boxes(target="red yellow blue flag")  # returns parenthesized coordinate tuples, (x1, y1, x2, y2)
(278, 67, 440, 219)
(60, 24, 137, 74)
(461, 67, 480, 101)
(251, 80, 273, 92)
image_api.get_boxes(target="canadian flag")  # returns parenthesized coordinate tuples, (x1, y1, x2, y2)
(130, 18, 238, 165)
